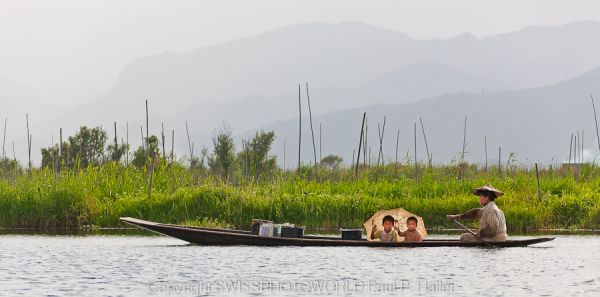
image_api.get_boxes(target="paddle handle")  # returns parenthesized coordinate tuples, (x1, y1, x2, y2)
(453, 220, 477, 236)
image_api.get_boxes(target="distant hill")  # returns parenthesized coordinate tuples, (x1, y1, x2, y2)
(259, 67, 600, 166)
(31, 20, 600, 164)
(66, 21, 600, 126)
(169, 62, 501, 141)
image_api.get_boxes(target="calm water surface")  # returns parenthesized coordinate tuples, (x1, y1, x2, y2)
(0, 233, 598, 296)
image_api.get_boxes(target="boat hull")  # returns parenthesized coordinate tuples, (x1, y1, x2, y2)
(120, 217, 554, 247)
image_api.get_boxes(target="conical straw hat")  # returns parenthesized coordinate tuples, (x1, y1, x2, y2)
(472, 184, 504, 197)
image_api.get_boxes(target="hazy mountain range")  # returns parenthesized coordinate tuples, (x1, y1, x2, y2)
(2, 21, 600, 164)
(261, 67, 600, 166)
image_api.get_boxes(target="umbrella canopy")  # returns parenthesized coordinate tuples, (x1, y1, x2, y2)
(363, 208, 427, 242)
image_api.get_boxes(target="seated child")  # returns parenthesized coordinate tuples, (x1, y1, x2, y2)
(396, 216, 422, 242)
(370, 215, 398, 242)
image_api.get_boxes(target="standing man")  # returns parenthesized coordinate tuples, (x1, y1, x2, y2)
(447, 185, 508, 242)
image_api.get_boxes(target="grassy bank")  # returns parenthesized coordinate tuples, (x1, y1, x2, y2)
(1, 162, 599, 231)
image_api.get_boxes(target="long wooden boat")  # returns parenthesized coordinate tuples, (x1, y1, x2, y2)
(120, 217, 555, 248)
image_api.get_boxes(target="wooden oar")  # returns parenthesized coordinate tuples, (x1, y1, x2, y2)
(453, 220, 477, 236)
(452, 220, 492, 247)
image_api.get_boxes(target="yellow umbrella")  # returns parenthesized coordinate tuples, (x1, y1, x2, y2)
(363, 208, 427, 242)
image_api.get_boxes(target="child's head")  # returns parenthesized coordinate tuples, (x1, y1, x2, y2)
(382, 215, 395, 232)
(406, 216, 418, 230)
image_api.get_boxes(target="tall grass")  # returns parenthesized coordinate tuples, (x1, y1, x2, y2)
(0, 161, 599, 231)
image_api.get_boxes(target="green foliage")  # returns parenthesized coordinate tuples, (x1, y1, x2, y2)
(208, 127, 236, 181)
(0, 163, 599, 230)
(239, 130, 277, 181)
(131, 135, 161, 169)
(68, 126, 108, 167)
(321, 154, 343, 170)
(107, 141, 129, 163)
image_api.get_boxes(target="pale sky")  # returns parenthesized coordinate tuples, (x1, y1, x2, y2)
(1, 0, 600, 107)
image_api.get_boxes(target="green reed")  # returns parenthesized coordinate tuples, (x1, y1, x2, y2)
(0, 162, 599, 231)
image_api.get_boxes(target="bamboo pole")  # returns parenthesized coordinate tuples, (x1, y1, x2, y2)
(297, 84, 302, 174)
(243, 141, 249, 183)
(145, 100, 149, 159)
(2, 117, 6, 159)
(591, 95, 600, 151)
(185, 121, 193, 166)
(148, 155, 155, 197)
(414, 122, 418, 178)
(364, 116, 368, 170)
(283, 139, 286, 171)
(113, 122, 118, 161)
(461, 115, 467, 162)
(377, 116, 386, 167)
(170, 129, 175, 165)
(305, 83, 318, 178)
(576, 131, 579, 164)
(161, 122, 166, 160)
(319, 123, 322, 162)
(59, 128, 63, 170)
(377, 124, 382, 166)
(395, 129, 399, 173)
(126, 122, 129, 166)
(535, 163, 541, 199)
(51, 135, 56, 176)
(26, 113, 31, 172)
(140, 126, 145, 159)
(419, 117, 431, 166)
(484, 135, 488, 171)
(569, 133, 573, 164)
(12, 141, 15, 161)
(581, 130, 584, 163)
(355, 112, 366, 175)
(498, 146, 502, 174)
